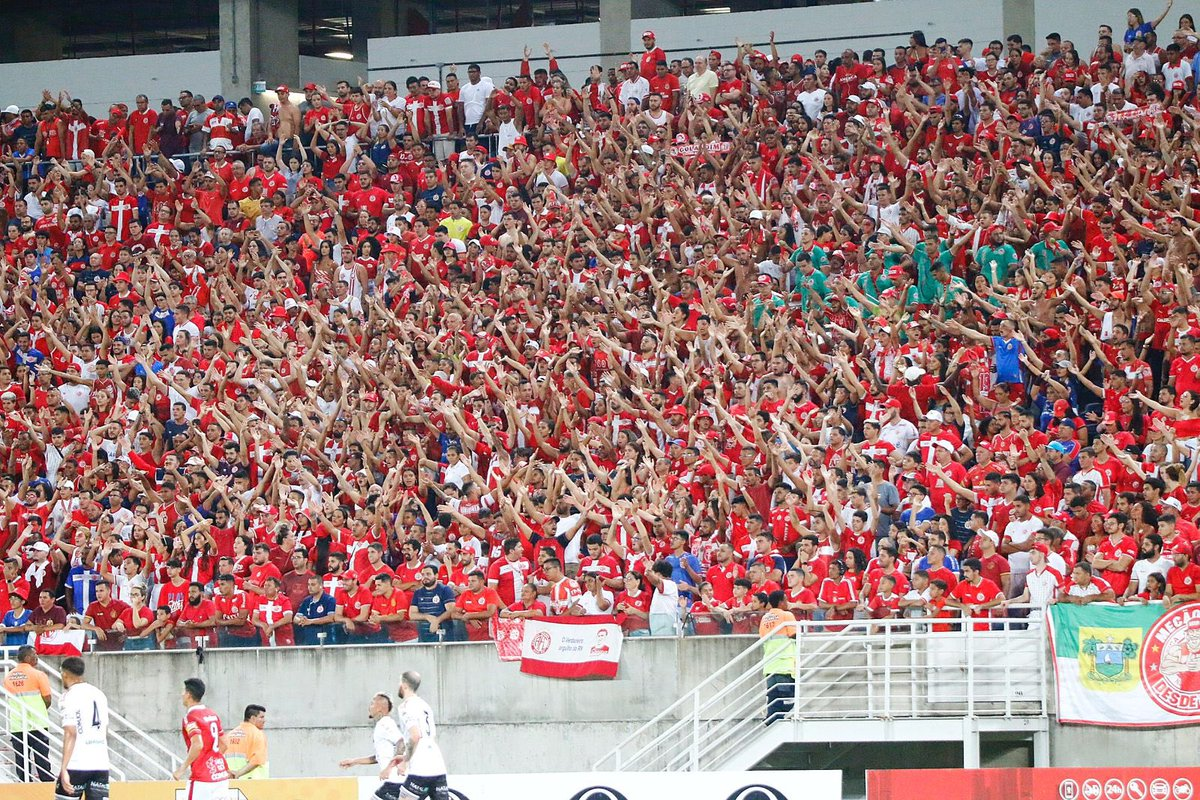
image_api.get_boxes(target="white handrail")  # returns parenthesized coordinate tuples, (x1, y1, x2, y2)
(594, 608, 1049, 772)
(0, 656, 181, 782)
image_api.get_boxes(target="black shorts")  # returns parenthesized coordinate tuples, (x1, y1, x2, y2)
(375, 782, 404, 800)
(55, 769, 110, 800)
(397, 774, 450, 800)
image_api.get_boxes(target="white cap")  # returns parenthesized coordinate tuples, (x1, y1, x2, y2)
(1165, 496, 1184, 511)
(903, 366, 925, 382)
(169, 158, 186, 172)
(862, 81, 877, 92)
(2, 105, 18, 115)
(848, 95, 862, 104)
(749, 210, 764, 220)
(924, 409, 944, 423)
(427, 80, 441, 90)
(30, 541, 50, 553)
(978, 530, 999, 547)
(934, 439, 955, 451)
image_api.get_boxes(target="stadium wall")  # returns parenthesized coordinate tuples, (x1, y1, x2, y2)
(0, 51, 222, 115)
(366, 0, 1008, 85)
(82, 636, 1200, 779)
(86, 636, 750, 777)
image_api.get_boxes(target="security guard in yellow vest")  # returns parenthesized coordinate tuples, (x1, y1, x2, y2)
(3, 645, 53, 781)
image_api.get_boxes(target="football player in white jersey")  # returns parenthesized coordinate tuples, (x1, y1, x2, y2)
(56, 657, 111, 800)
(383, 671, 449, 800)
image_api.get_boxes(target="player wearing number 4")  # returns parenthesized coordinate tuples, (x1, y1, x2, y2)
(56, 657, 110, 800)
(174, 677, 234, 800)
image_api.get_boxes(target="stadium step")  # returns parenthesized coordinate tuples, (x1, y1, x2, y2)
(593, 613, 1050, 773)
(0, 654, 181, 782)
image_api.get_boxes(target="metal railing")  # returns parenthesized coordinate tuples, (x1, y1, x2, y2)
(593, 607, 1049, 773)
(0, 656, 181, 784)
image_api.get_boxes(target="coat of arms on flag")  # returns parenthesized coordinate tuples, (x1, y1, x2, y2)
(1080, 628, 1140, 689)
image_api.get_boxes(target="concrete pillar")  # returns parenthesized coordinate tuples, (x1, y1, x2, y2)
(598, 0, 633, 72)
(1003, 0, 1036, 48)
(3, 1, 64, 62)
(220, 0, 299, 101)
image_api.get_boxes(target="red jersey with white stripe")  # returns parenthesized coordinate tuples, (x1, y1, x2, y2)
(181, 704, 232, 782)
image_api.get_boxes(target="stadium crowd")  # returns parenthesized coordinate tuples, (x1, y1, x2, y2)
(2, 6, 1200, 652)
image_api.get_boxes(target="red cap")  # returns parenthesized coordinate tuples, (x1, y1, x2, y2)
(884, 398, 903, 409)
(276, 84, 290, 93)
(270, 307, 287, 319)
(642, 30, 656, 39)
(381, 244, 404, 256)
(667, 405, 688, 417)
(709, 50, 722, 60)
(1174, 80, 1187, 91)
(511, 136, 528, 147)
(1033, 542, 1050, 556)
(480, 235, 499, 247)
(1102, 411, 1118, 425)
(1053, 399, 1070, 416)
(303, 82, 318, 91)
(757, 274, 773, 285)
(115, 272, 132, 283)
(1043, 327, 1062, 339)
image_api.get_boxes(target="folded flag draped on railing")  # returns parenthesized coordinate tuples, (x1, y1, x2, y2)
(35, 629, 87, 657)
(493, 616, 623, 679)
(1048, 602, 1200, 727)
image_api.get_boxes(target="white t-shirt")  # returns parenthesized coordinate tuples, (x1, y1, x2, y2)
(458, 78, 495, 126)
(372, 715, 404, 783)
(1130, 555, 1172, 594)
(399, 696, 446, 777)
(1002, 517, 1044, 575)
(60, 682, 111, 771)
(650, 578, 680, 617)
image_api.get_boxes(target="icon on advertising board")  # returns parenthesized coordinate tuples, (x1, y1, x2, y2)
(1060, 780, 1081, 800)
(1106, 778, 1127, 800)
(1083, 779, 1104, 800)
(1174, 778, 1194, 800)
(1126, 778, 1148, 800)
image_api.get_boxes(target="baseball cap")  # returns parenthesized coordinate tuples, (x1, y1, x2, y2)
(275, 84, 289, 93)
(642, 30, 656, 38)
(427, 81, 441, 90)
(304, 82, 318, 91)
(30, 541, 50, 553)
(903, 366, 925, 382)
(923, 409, 944, 422)
(1, 105, 17, 115)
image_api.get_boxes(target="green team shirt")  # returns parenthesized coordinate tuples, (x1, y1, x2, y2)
(1029, 238, 1069, 271)
(975, 243, 1018, 285)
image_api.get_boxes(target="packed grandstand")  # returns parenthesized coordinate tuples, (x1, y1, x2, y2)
(0, 6, 1198, 654)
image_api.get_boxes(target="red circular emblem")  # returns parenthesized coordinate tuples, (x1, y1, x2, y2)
(530, 631, 552, 655)
(1141, 605, 1200, 716)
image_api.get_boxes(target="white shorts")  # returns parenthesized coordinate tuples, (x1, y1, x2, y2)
(186, 780, 230, 800)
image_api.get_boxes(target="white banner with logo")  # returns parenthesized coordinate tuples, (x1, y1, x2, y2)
(518, 616, 623, 679)
(357, 771, 841, 800)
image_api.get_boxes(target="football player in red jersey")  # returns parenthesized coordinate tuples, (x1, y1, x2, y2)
(174, 677, 233, 800)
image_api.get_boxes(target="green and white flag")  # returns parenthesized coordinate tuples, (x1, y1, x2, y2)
(1048, 603, 1200, 726)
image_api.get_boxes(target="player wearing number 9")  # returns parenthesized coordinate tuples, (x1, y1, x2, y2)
(176, 677, 234, 800)
(56, 657, 111, 800)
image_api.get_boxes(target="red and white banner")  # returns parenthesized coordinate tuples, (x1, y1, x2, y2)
(35, 629, 86, 656)
(518, 616, 623, 679)
(493, 617, 525, 662)
(869, 768, 1200, 800)
(669, 140, 732, 158)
